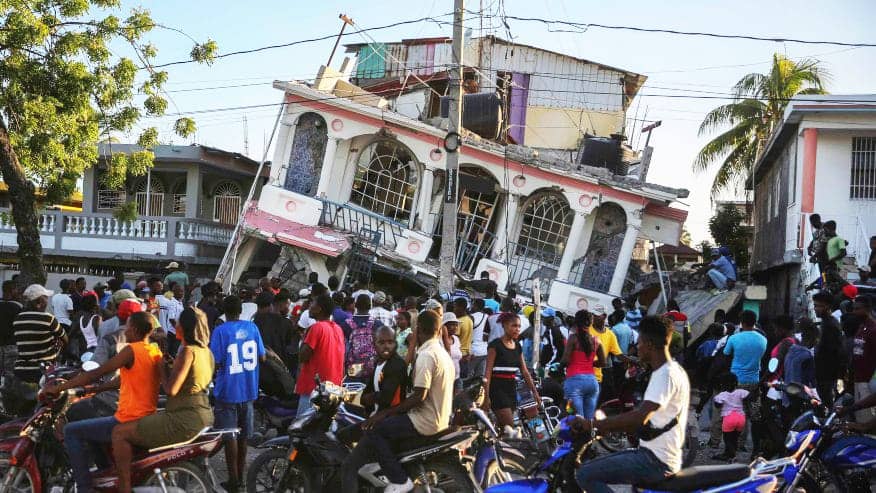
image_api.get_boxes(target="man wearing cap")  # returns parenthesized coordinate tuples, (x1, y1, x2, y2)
(163, 261, 189, 292)
(13, 285, 67, 383)
(93, 281, 111, 311)
(706, 249, 736, 293)
(96, 288, 139, 339)
(369, 291, 397, 329)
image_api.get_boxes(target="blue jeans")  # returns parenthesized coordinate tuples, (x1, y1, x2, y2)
(213, 401, 254, 439)
(296, 393, 313, 418)
(707, 269, 728, 290)
(64, 415, 119, 492)
(576, 447, 671, 493)
(563, 374, 599, 418)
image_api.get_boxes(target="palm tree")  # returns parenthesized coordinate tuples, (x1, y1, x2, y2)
(693, 53, 829, 198)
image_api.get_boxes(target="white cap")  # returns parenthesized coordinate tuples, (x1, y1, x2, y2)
(424, 299, 442, 310)
(298, 288, 311, 297)
(591, 304, 607, 316)
(23, 284, 53, 302)
(442, 312, 459, 325)
(165, 261, 179, 269)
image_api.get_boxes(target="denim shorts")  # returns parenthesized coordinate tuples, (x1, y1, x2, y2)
(214, 400, 254, 440)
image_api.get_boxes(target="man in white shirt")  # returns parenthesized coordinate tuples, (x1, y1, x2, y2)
(368, 291, 397, 329)
(50, 279, 74, 330)
(572, 315, 691, 492)
(468, 298, 490, 378)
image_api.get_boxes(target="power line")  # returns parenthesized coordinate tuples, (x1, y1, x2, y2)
(481, 14, 876, 48)
(152, 13, 455, 68)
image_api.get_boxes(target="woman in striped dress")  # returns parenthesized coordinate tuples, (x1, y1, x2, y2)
(483, 312, 540, 429)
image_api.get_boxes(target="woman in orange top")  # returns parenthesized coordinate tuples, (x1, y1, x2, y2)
(46, 311, 162, 493)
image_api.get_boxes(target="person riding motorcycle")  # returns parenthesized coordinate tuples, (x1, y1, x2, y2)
(45, 310, 163, 493)
(342, 309, 455, 493)
(111, 306, 215, 493)
(570, 315, 691, 493)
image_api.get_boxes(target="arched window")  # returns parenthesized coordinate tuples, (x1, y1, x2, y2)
(284, 112, 328, 196)
(213, 181, 242, 225)
(350, 139, 419, 224)
(516, 193, 573, 258)
(574, 202, 628, 292)
(134, 177, 165, 216)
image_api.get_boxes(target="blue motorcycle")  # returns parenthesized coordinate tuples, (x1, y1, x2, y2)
(775, 382, 876, 492)
(486, 416, 779, 493)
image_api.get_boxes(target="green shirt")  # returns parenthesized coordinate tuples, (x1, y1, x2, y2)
(164, 271, 190, 289)
(826, 236, 846, 267)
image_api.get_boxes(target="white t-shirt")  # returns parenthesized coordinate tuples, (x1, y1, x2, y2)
(298, 309, 315, 330)
(51, 293, 74, 326)
(157, 296, 184, 334)
(470, 312, 489, 357)
(352, 289, 373, 300)
(449, 334, 462, 378)
(487, 313, 530, 342)
(640, 360, 690, 473)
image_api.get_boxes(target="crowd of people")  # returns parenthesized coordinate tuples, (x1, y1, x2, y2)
(0, 257, 875, 492)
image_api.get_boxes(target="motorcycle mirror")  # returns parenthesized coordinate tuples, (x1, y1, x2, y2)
(80, 352, 94, 363)
(594, 409, 607, 420)
(82, 361, 100, 372)
(767, 358, 779, 373)
(785, 382, 804, 397)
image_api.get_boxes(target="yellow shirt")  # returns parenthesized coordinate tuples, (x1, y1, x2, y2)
(457, 315, 473, 356)
(589, 326, 621, 382)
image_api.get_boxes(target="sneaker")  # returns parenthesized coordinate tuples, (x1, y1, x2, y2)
(384, 478, 414, 493)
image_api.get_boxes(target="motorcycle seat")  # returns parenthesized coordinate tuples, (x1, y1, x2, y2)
(394, 429, 472, 462)
(636, 464, 750, 492)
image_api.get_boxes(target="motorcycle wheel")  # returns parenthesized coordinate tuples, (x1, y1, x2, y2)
(0, 462, 35, 493)
(412, 460, 475, 493)
(143, 461, 209, 493)
(247, 448, 312, 493)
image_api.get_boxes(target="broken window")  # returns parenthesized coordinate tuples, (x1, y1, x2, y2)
(455, 166, 499, 273)
(516, 193, 573, 258)
(572, 202, 628, 293)
(350, 139, 420, 225)
(285, 112, 328, 196)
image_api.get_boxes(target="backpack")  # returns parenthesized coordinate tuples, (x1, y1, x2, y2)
(345, 317, 376, 377)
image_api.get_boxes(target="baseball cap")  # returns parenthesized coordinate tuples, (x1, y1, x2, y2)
(93, 281, 108, 290)
(373, 291, 387, 304)
(860, 265, 872, 273)
(22, 284, 53, 302)
(112, 289, 137, 306)
(298, 288, 311, 298)
(442, 312, 459, 325)
(165, 261, 179, 269)
(541, 306, 556, 318)
(484, 298, 500, 313)
(591, 304, 607, 316)
(116, 298, 143, 320)
(841, 284, 859, 299)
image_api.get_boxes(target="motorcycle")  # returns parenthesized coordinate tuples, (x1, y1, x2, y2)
(0, 383, 236, 492)
(514, 379, 562, 460)
(247, 378, 480, 492)
(486, 415, 780, 493)
(249, 394, 299, 445)
(772, 381, 876, 492)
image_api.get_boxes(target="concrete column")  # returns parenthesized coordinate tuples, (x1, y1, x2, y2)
(416, 169, 435, 233)
(184, 167, 201, 219)
(608, 219, 642, 296)
(556, 211, 589, 282)
(82, 168, 96, 213)
(492, 193, 520, 262)
(315, 137, 339, 198)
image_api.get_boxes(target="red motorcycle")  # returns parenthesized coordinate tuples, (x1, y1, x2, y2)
(0, 386, 235, 492)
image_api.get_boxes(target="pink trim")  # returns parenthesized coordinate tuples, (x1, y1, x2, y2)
(643, 203, 688, 222)
(801, 128, 818, 213)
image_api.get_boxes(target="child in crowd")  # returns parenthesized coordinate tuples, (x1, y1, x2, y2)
(712, 373, 749, 462)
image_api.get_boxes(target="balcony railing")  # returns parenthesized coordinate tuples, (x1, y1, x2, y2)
(319, 199, 404, 249)
(0, 208, 234, 257)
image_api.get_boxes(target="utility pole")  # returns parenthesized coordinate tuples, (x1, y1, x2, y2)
(439, 0, 465, 294)
(327, 14, 355, 68)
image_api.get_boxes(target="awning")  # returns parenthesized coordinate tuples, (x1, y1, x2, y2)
(242, 204, 349, 257)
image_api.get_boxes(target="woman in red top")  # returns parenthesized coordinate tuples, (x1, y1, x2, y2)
(562, 310, 605, 418)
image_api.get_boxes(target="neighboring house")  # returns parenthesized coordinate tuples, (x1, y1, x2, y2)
(344, 35, 646, 157)
(750, 95, 876, 318)
(715, 200, 753, 229)
(656, 243, 703, 270)
(0, 144, 273, 279)
(218, 57, 689, 315)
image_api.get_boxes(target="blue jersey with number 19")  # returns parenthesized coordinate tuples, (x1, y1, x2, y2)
(210, 319, 266, 403)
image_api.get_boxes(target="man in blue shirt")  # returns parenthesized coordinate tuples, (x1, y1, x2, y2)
(707, 249, 737, 292)
(211, 295, 266, 493)
(723, 309, 767, 457)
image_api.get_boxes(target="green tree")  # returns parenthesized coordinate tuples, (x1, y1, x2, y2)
(693, 53, 828, 198)
(680, 226, 693, 247)
(709, 205, 751, 270)
(0, 1, 217, 286)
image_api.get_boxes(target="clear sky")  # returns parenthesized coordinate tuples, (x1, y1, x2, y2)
(127, 0, 876, 243)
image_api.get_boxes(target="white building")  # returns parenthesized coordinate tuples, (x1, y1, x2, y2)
(751, 95, 876, 317)
(218, 61, 689, 315)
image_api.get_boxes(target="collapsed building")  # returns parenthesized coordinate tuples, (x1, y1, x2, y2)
(217, 36, 690, 314)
